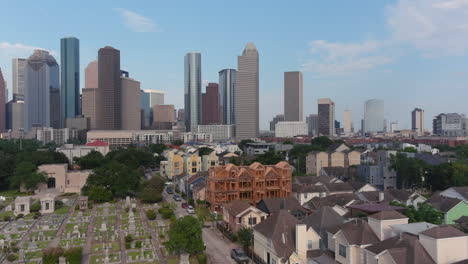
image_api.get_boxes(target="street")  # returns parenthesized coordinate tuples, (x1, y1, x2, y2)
(162, 189, 238, 264)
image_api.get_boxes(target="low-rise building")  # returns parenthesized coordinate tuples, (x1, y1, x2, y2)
(306, 144, 361, 176)
(222, 200, 268, 233)
(56, 141, 109, 164)
(245, 142, 274, 156)
(183, 153, 201, 176)
(197, 124, 234, 141)
(37, 164, 91, 193)
(426, 194, 468, 224)
(275, 121, 308, 138)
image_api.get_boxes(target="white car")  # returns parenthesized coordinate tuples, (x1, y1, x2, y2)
(186, 205, 195, 214)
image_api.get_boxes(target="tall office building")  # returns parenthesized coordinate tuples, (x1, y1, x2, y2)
(140, 90, 151, 129)
(235, 43, 259, 139)
(12, 58, 26, 100)
(24, 50, 60, 131)
(143, 89, 165, 107)
(343, 110, 352, 134)
(284, 71, 303, 121)
(60, 37, 80, 120)
(153, 105, 175, 123)
(306, 114, 318, 136)
(317, 98, 335, 136)
(412, 108, 424, 136)
(177, 109, 185, 122)
(202, 83, 220, 125)
(184, 52, 202, 132)
(270, 114, 285, 132)
(82, 60, 99, 129)
(98, 46, 121, 130)
(85, 60, 98, 88)
(0, 67, 6, 132)
(363, 99, 385, 133)
(121, 76, 141, 130)
(219, 69, 236, 125)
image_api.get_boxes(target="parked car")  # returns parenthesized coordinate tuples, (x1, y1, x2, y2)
(181, 203, 188, 209)
(186, 205, 195, 214)
(173, 194, 181, 202)
(166, 188, 173, 194)
(231, 248, 249, 264)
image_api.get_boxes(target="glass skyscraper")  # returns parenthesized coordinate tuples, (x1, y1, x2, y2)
(60, 37, 80, 120)
(364, 99, 385, 133)
(219, 69, 236, 125)
(184, 52, 201, 132)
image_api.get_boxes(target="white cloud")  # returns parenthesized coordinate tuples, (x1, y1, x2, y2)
(301, 40, 393, 77)
(386, 0, 468, 56)
(114, 8, 160, 33)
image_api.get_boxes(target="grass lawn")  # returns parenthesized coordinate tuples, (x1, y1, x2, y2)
(90, 253, 120, 264)
(0, 189, 28, 198)
(0, 210, 14, 219)
(189, 256, 199, 264)
(92, 241, 120, 253)
(25, 250, 42, 259)
(167, 257, 179, 264)
(54, 206, 70, 215)
(195, 206, 210, 222)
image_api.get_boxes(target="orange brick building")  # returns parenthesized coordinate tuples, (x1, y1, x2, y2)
(206, 161, 292, 210)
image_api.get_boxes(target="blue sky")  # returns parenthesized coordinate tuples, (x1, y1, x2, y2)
(1, 0, 468, 130)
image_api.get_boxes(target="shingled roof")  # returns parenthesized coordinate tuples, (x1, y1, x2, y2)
(254, 210, 298, 259)
(368, 210, 408, 221)
(223, 200, 251, 216)
(303, 193, 359, 211)
(365, 233, 435, 264)
(301, 206, 344, 236)
(336, 219, 379, 246)
(420, 225, 467, 239)
(426, 193, 463, 213)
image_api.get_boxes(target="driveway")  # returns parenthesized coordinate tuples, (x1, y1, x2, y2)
(202, 227, 237, 264)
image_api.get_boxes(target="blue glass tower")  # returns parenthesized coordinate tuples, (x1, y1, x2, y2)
(60, 37, 80, 122)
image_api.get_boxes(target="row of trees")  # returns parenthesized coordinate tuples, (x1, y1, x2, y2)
(390, 153, 468, 191)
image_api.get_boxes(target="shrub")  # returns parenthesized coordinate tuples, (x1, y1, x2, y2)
(42, 247, 64, 264)
(74, 204, 80, 211)
(197, 253, 207, 264)
(6, 254, 18, 262)
(16, 214, 24, 219)
(146, 209, 156, 220)
(125, 235, 133, 243)
(30, 201, 41, 212)
(33, 212, 41, 219)
(55, 200, 64, 210)
(11, 246, 19, 253)
(63, 247, 83, 264)
(87, 202, 93, 209)
(159, 233, 165, 239)
(188, 199, 195, 207)
(3, 215, 11, 221)
(135, 241, 142, 249)
(158, 208, 174, 219)
(125, 242, 131, 249)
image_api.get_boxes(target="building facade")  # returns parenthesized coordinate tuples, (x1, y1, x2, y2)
(12, 58, 26, 100)
(433, 113, 467, 137)
(121, 76, 141, 130)
(284, 71, 303, 121)
(364, 99, 385, 133)
(412, 108, 424, 136)
(24, 50, 60, 131)
(153, 104, 175, 123)
(202, 83, 220, 125)
(317, 98, 335, 136)
(197, 124, 234, 141)
(235, 43, 259, 139)
(184, 52, 202, 132)
(270, 114, 285, 132)
(98, 46, 121, 130)
(275, 121, 308, 138)
(60, 37, 80, 120)
(343, 110, 352, 135)
(0, 67, 6, 132)
(219, 69, 236, 125)
(143, 89, 165, 107)
(206, 162, 292, 209)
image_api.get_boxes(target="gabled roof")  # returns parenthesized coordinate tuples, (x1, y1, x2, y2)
(301, 206, 344, 236)
(365, 233, 435, 264)
(426, 193, 463, 213)
(336, 219, 379, 246)
(347, 203, 404, 213)
(293, 176, 338, 185)
(224, 200, 251, 217)
(323, 182, 354, 193)
(292, 183, 327, 194)
(391, 222, 437, 236)
(303, 193, 359, 211)
(420, 225, 467, 239)
(449, 187, 468, 200)
(455, 215, 468, 224)
(368, 210, 408, 221)
(257, 197, 307, 215)
(254, 210, 298, 259)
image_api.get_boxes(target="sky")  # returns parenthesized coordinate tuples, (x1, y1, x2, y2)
(1, 0, 468, 130)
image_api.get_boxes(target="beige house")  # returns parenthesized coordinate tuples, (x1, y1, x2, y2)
(37, 164, 91, 193)
(367, 211, 409, 241)
(306, 144, 361, 175)
(418, 225, 468, 264)
(162, 149, 184, 178)
(201, 151, 218, 172)
(222, 200, 267, 233)
(183, 153, 201, 176)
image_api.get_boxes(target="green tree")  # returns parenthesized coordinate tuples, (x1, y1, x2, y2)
(74, 151, 106, 170)
(238, 139, 254, 151)
(402, 147, 417, 153)
(197, 147, 214, 156)
(253, 150, 283, 165)
(10, 162, 47, 190)
(148, 144, 167, 154)
(172, 140, 184, 146)
(389, 153, 425, 189)
(311, 136, 333, 149)
(237, 228, 253, 248)
(389, 201, 443, 224)
(146, 209, 157, 220)
(139, 176, 165, 203)
(107, 148, 156, 169)
(164, 216, 205, 255)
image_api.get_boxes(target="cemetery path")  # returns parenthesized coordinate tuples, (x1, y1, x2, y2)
(50, 199, 78, 247)
(116, 202, 127, 264)
(82, 204, 97, 264)
(18, 215, 42, 247)
(138, 202, 167, 264)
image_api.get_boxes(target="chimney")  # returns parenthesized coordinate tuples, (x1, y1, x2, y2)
(379, 191, 384, 202)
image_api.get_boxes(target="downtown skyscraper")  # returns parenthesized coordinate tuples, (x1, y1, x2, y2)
(0, 67, 6, 132)
(284, 71, 303, 121)
(202, 83, 220, 125)
(317, 98, 335, 136)
(97, 46, 121, 130)
(12, 58, 26, 100)
(364, 99, 385, 133)
(412, 108, 424, 136)
(219, 69, 236, 125)
(184, 52, 201, 132)
(24, 50, 60, 131)
(235, 43, 259, 139)
(60, 37, 80, 120)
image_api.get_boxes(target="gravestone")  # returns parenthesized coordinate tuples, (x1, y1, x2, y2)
(59, 256, 67, 264)
(125, 196, 131, 208)
(100, 223, 107, 232)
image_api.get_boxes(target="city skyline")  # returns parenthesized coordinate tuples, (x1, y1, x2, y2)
(2, 1, 468, 130)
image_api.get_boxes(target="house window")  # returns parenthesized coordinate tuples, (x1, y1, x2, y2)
(20, 204, 25, 212)
(248, 217, 257, 225)
(211, 161, 216, 166)
(307, 240, 313, 250)
(192, 162, 197, 166)
(304, 193, 308, 199)
(192, 168, 197, 173)
(339, 244, 347, 258)
(238, 218, 242, 224)
(261, 216, 265, 221)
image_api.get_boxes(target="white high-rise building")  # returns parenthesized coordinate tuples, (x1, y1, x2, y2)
(275, 121, 308, 138)
(343, 110, 352, 134)
(143, 89, 165, 107)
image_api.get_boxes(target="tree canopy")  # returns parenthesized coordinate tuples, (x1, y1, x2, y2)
(10, 161, 47, 190)
(389, 201, 443, 224)
(164, 215, 205, 255)
(74, 151, 105, 170)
